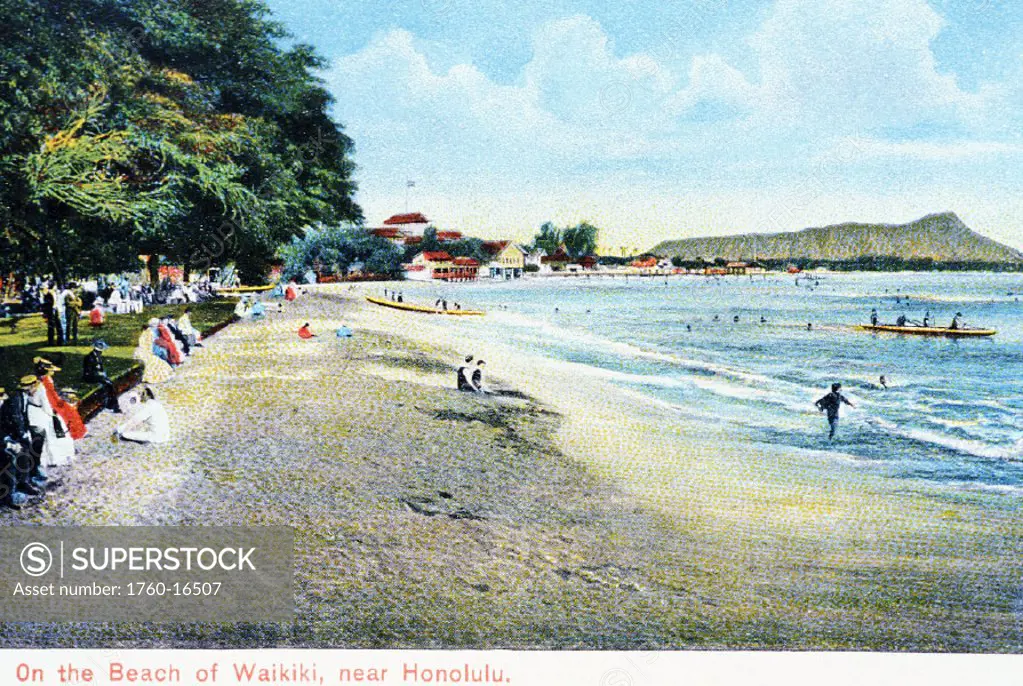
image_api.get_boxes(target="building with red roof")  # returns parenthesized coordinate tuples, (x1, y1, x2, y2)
(381, 212, 431, 237)
(482, 240, 527, 279)
(405, 251, 479, 281)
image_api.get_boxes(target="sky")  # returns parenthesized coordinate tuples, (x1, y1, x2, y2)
(263, 0, 1023, 251)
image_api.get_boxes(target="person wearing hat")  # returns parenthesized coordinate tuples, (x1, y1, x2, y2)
(28, 361, 75, 467)
(83, 339, 121, 413)
(0, 376, 47, 497)
(88, 298, 105, 327)
(35, 358, 86, 441)
(470, 360, 488, 394)
(134, 322, 173, 384)
(456, 355, 475, 391)
(815, 382, 855, 441)
(0, 386, 30, 509)
(177, 307, 202, 348)
(114, 386, 170, 444)
(62, 283, 82, 345)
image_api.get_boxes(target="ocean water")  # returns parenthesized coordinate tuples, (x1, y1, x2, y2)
(418, 272, 1023, 496)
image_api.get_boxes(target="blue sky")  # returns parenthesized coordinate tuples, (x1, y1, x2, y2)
(264, 0, 1023, 250)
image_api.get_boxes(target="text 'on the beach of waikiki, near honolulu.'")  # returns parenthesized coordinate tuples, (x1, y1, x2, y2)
(12, 659, 513, 683)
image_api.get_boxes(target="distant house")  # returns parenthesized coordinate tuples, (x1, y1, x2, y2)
(482, 241, 526, 279)
(370, 227, 407, 245)
(630, 256, 657, 270)
(383, 212, 431, 237)
(405, 251, 478, 281)
(578, 255, 599, 270)
(451, 256, 480, 281)
(436, 230, 463, 243)
(405, 251, 453, 281)
(541, 247, 571, 272)
(726, 261, 767, 275)
(523, 247, 547, 271)
(726, 261, 749, 275)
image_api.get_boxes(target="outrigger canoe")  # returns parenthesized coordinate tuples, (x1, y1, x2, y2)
(858, 324, 996, 337)
(216, 284, 275, 294)
(366, 296, 484, 316)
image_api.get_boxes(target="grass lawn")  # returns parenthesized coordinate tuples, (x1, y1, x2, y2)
(0, 301, 237, 403)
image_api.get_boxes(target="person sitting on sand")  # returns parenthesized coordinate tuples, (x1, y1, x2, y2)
(298, 322, 317, 339)
(336, 324, 352, 338)
(285, 282, 297, 302)
(815, 383, 854, 441)
(470, 360, 488, 394)
(114, 386, 169, 444)
(250, 300, 266, 320)
(456, 355, 475, 391)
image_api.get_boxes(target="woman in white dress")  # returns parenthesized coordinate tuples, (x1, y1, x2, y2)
(106, 288, 123, 314)
(134, 322, 174, 384)
(27, 367, 75, 467)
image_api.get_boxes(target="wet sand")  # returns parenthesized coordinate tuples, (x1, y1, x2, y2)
(2, 283, 1022, 650)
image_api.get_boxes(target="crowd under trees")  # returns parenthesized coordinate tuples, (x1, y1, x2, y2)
(0, 0, 360, 285)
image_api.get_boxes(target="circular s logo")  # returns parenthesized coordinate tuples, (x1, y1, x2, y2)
(20, 542, 53, 577)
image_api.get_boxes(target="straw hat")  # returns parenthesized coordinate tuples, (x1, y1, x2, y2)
(19, 375, 38, 387)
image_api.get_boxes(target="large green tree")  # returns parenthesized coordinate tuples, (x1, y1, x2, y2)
(279, 225, 403, 280)
(0, 0, 360, 285)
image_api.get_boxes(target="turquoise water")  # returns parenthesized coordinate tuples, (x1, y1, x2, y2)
(421, 272, 1023, 496)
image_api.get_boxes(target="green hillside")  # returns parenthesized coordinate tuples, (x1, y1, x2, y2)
(651, 213, 1023, 265)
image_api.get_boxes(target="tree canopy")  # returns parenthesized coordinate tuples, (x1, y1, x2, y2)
(0, 0, 360, 284)
(278, 224, 403, 280)
(529, 221, 599, 259)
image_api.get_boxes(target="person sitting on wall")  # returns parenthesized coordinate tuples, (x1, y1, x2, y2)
(83, 340, 121, 413)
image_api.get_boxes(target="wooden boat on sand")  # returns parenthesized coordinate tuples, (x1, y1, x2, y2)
(366, 296, 484, 316)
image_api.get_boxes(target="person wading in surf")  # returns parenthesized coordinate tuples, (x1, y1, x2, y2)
(815, 383, 854, 441)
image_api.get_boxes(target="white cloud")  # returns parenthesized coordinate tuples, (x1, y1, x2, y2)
(749, 0, 985, 132)
(324, 4, 1022, 248)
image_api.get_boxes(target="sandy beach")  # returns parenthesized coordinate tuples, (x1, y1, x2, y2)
(2, 282, 1022, 650)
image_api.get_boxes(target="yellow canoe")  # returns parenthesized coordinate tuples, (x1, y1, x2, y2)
(216, 284, 275, 294)
(858, 324, 996, 337)
(366, 296, 484, 316)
